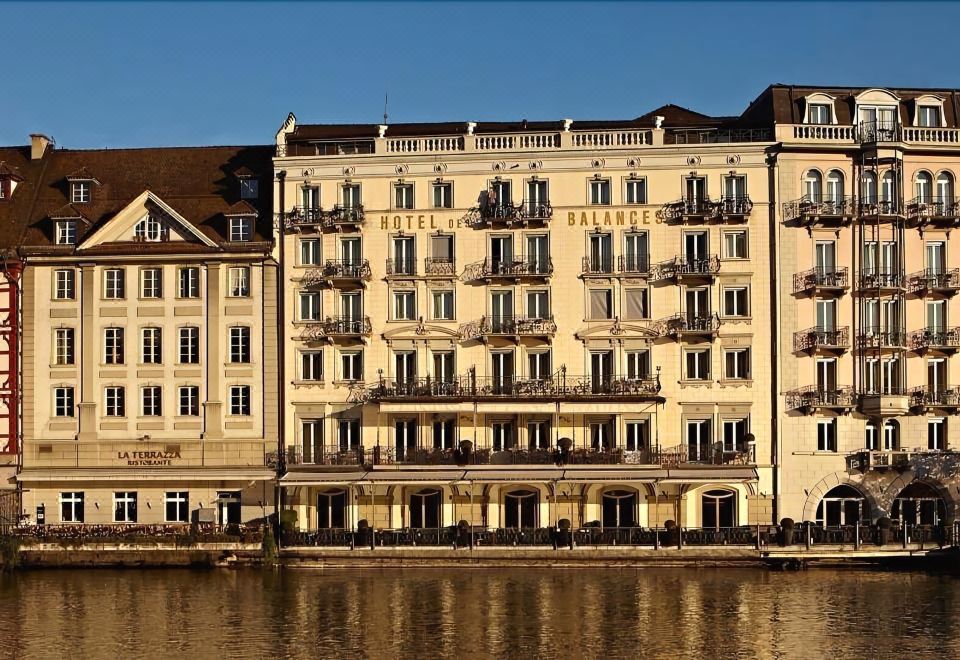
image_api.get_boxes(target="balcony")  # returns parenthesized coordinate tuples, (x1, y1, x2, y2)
(462, 256, 553, 282)
(909, 385, 960, 414)
(298, 316, 373, 342)
(792, 267, 849, 296)
(857, 270, 905, 293)
(284, 445, 364, 467)
(581, 255, 651, 278)
(465, 200, 553, 228)
(385, 258, 417, 277)
(856, 329, 907, 351)
(857, 120, 901, 144)
(782, 196, 856, 226)
(716, 196, 754, 221)
(650, 255, 720, 283)
(793, 326, 850, 354)
(299, 260, 371, 288)
(652, 442, 756, 466)
(785, 386, 856, 413)
(859, 391, 911, 417)
(423, 257, 456, 278)
(858, 199, 903, 220)
(907, 268, 960, 297)
(458, 315, 557, 342)
(655, 313, 721, 341)
(908, 327, 960, 354)
(906, 197, 960, 228)
(284, 205, 365, 232)
(660, 197, 715, 223)
(848, 448, 959, 472)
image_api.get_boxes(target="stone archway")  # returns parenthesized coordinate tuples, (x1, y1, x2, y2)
(881, 473, 956, 523)
(802, 472, 883, 523)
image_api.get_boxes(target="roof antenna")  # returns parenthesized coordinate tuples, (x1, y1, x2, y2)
(383, 91, 389, 124)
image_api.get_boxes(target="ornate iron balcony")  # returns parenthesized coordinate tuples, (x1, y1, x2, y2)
(458, 315, 557, 341)
(465, 199, 553, 227)
(786, 385, 856, 412)
(424, 257, 456, 277)
(782, 196, 856, 225)
(298, 316, 372, 341)
(856, 329, 907, 350)
(385, 258, 417, 276)
(655, 313, 721, 340)
(857, 120, 901, 143)
(285, 444, 364, 467)
(284, 205, 365, 231)
(857, 270, 904, 290)
(581, 255, 651, 276)
(793, 326, 850, 353)
(908, 327, 960, 352)
(650, 255, 720, 282)
(858, 199, 903, 218)
(298, 260, 371, 287)
(906, 196, 960, 226)
(909, 385, 960, 412)
(463, 256, 553, 281)
(793, 267, 849, 295)
(907, 268, 960, 296)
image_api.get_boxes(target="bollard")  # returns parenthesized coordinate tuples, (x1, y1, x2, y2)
(654, 527, 660, 550)
(854, 524, 860, 550)
(806, 523, 812, 551)
(903, 523, 908, 549)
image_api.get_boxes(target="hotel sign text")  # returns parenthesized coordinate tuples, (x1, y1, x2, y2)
(378, 209, 659, 231)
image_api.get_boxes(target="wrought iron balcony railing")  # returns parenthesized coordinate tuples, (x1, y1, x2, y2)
(909, 385, 960, 410)
(660, 197, 715, 222)
(786, 386, 856, 411)
(856, 329, 907, 350)
(717, 196, 754, 218)
(650, 255, 720, 282)
(857, 270, 905, 290)
(793, 326, 850, 353)
(424, 257, 456, 277)
(465, 199, 553, 227)
(284, 205, 365, 230)
(793, 267, 849, 294)
(857, 120, 900, 143)
(463, 256, 553, 281)
(298, 316, 373, 341)
(907, 196, 960, 224)
(385, 258, 417, 276)
(654, 313, 721, 339)
(285, 445, 364, 467)
(782, 196, 857, 224)
(907, 268, 960, 295)
(581, 255, 651, 276)
(908, 327, 960, 352)
(858, 199, 903, 217)
(300, 259, 372, 286)
(458, 315, 557, 341)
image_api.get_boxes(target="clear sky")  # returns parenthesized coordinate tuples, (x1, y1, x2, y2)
(2, 1, 959, 149)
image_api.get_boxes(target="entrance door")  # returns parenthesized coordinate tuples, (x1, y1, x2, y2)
(504, 490, 538, 528)
(317, 490, 347, 529)
(701, 490, 735, 530)
(816, 485, 865, 527)
(602, 490, 637, 528)
(409, 489, 441, 528)
(217, 491, 241, 526)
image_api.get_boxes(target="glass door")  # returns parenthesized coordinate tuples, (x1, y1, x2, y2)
(624, 232, 648, 273)
(491, 351, 514, 395)
(526, 234, 549, 274)
(490, 290, 514, 333)
(590, 351, 613, 394)
(394, 418, 417, 462)
(686, 419, 711, 463)
(927, 242, 946, 276)
(490, 235, 513, 274)
(393, 236, 415, 275)
(815, 241, 836, 279)
(589, 233, 613, 273)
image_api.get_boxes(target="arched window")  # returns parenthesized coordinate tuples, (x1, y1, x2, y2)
(883, 420, 900, 451)
(936, 172, 954, 206)
(317, 489, 347, 529)
(816, 485, 866, 527)
(881, 170, 896, 205)
(409, 488, 442, 529)
(701, 489, 736, 530)
(826, 170, 845, 204)
(602, 489, 637, 528)
(861, 171, 878, 204)
(916, 171, 933, 203)
(503, 489, 538, 528)
(804, 170, 823, 203)
(892, 482, 946, 526)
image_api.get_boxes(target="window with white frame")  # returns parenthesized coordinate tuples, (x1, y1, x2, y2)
(141, 328, 162, 364)
(918, 105, 942, 128)
(342, 183, 361, 208)
(626, 420, 649, 452)
(432, 181, 453, 208)
(141, 386, 162, 416)
(55, 220, 77, 245)
(179, 327, 199, 364)
(393, 290, 416, 320)
(723, 230, 748, 259)
(178, 267, 199, 298)
(300, 238, 320, 266)
(338, 418, 361, 450)
(817, 419, 837, 452)
(340, 351, 363, 381)
(228, 266, 250, 297)
(808, 103, 831, 125)
(929, 418, 946, 450)
(299, 291, 320, 321)
(229, 327, 250, 363)
(54, 386, 75, 417)
(722, 418, 748, 452)
(229, 216, 252, 242)
(685, 349, 711, 380)
(394, 182, 414, 209)
(71, 182, 91, 204)
(113, 492, 137, 523)
(724, 348, 751, 380)
(134, 215, 164, 241)
(432, 290, 454, 320)
(54, 269, 75, 300)
(103, 268, 125, 299)
(623, 288, 648, 320)
(164, 491, 189, 523)
(229, 385, 250, 416)
(104, 386, 125, 417)
(104, 327, 124, 364)
(60, 492, 84, 523)
(625, 350, 650, 380)
(301, 184, 320, 211)
(140, 268, 162, 298)
(625, 177, 647, 204)
(301, 419, 324, 463)
(300, 350, 323, 381)
(722, 287, 749, 317)
(178, 385, 199, 416)
(589, 179, 611, 205)
(54, 328, 74, 365)
(527, 350, 551, 380)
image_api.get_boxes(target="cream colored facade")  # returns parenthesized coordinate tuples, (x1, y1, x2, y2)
(275, 115, 774, 532)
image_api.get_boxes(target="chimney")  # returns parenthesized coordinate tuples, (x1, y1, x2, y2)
(30, 133, 53, 160)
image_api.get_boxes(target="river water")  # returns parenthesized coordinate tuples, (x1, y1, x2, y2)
(1, 568, 958, 659)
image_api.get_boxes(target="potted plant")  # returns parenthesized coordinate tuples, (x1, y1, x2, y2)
(454, 439, 473, 466)
(664, 519, 679, 546)
(456, 519, 471, 548)
(556, 518, 572, 548)
(555, 437, 573, 466)
(877, 516, 893, 546)
(356, 519, 373, 548)
(780, 518, 795, 547)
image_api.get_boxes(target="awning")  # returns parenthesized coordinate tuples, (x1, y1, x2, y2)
(660, 467, 758, 483)
(559, 469, 667, 483)
(474, 402, 558, 414)
(377, 403, 472, 413)
(17, 468, 276, 483)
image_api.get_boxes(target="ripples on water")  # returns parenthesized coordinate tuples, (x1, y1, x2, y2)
(1, 568, 958, 659)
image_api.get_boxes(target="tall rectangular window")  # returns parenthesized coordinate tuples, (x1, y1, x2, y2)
(341, 351, 363, 381)
(103, 268, 125, 299)
(393, 291, 416, 320)
(229, 327, 251, 363)
(626, 420, 649, 452)
(301, 419, 324, 463)
(394, 183, 414, 209)
(54, 387, 75, 417)
(300, 239, 320, 266)
(54, 269, 75, 300)
(300, 351, 323, 381)
(625, 178, 647, 204)
(625, 350, 650, 380)
(528, 350, 551, 380)
(588, 289, 613, 320)
(60, 492, 84, 523)
(929, 418, 946, 450)
(685, 350, 711, 380)
(301, 185, 320, 210)
(164, 491, 189, 523)
(179, 327, 199, 364)
(432, 290, 454, 320)
(141, 328, 162, 364)
(817, 419, 837, 452)
(229, 217, 252, 242)
(433, 182, 453, 208)
(178, 267, 200, 298)
(141, 386, 162, 416)
(299, 292, 321, 321)
(722, 418, 748, 452)
(589, 179, 611, 205)
(229, 385, 250, 416)
(228, 266, 250, 297)
(723, 287, 749, 317)
(140, 268, 162, 298)
(104, 327, 125, 365)
(113, 492, 137, 523)
(724, 349, 751, 380)
(104, 386, 126, 417)
(178, 386, 199, 416)
(723, 231, 748, 259)
(54, 328, 75, 365)
(623, 288, 648, 320)
(342, 183, 361, 208)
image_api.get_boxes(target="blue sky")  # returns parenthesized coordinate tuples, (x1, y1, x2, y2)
(2, 1, 959, 149)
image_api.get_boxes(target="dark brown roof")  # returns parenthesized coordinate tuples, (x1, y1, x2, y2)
(15, 144, 274, 254)
(0, 161, 24, 181)
(224, 200, 258, 216)
(65, 166, 100, 183)
(49, 203, 89, 221)
(0, 146, 44, 255)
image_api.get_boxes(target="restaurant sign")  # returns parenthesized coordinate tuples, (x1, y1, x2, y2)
(118, 450, 182, 467)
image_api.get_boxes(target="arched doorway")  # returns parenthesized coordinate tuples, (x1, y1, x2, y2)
(317, 489, 347, 529)
(409, 489, 442, 528)
(602, 490, 637, 528)
(503, 489, 538, 528)
(892, 482, 946, 526)
(816, 485, 866, 527)
(701, 489, 736, 529)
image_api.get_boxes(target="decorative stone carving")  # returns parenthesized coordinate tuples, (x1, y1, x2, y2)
(626, 157, 641, 168)
(342, 166, 355, 176)
(433, 163, 447, 174)
(395, 164, 409, 175)
(492, 161, 506, 172)
(591, 158, 605, 169)
(686, 156, 701, 167)
(727, 154, 742, 166)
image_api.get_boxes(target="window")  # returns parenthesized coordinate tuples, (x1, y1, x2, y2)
(394, 183, 414, 209)
(99, 327, 124, 365)
(301, 419, 324, 463)
(929, 418, 946, 450)
(54, 328, 74, 365)
(140, 268, 162, 298)
(60, 492, 84, 523)
(103, 268, 125, 299)
(432, 290, 454, 320)
(134, 215, 164, 241)
(178, 267, 199, 298)
(724, 349, 751, 380)
(342, 183, 361, 208)
(432, 182, 453, 209)
(625, 350, 650, 380)
(228, 266, 250, 297)
(164, 491, 189, 523)
(722, 419, 748, 452)
(71, 182, 91, 204)
(229, 385, 250, 416)
(300, 239, 320, 266)
(141, 328, 162, 364)
(338, 418, 361, 450)
(722, 287, 749, 317)
(685, 350, 711, 380)
(625, 177, 647, 204)
(623, 288, 648, 320)
(299, 292, 321, 321)
(589, 179, 611, 205)
(229, 216, 252, 242)
(937, 172, 954, 203)
(55, 220, 77, 245)
(528, 351, 551, 380)
(54, 269, 75, 300)
(178, 327, 199, 364)
(526, 289, 550, 319)
(229, 327, 251, 363)
(240, 179, 259, 199)
(808, 103, 830, 125)
(54, 386, 75, 417)
(114, 492, 137, 523)
(300, 351, 323, 381)
(918, 106, 941, 128)
(804, 170, 822, 202)
(141, 386, 162, 416)
(340, 351, 363, 381)
(626, 420, 649, 452)
(301, 185, 319, 210)
(723, 231, 748, 259)
(826, 170, 845, 203)
(916, 171, 933, 203)
(588, 288, 613, 320)
(391, 235, 416, 275)
(623, 231, 648, 273)
(104, 386, 125, 417)
(817, 419, 837, 452)
(178, 386, 199, 416)
(393, 291, 416, 320)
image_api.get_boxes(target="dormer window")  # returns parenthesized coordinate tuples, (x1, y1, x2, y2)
(918, 106, 942, 128)
(808, 104, 831, 125)
(229, 216, 252, 242)
(134, 215, 165, 242)
(71, 181, 91, 204)
(55, 220, 77, 245)
(240, 179, 259, 200)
